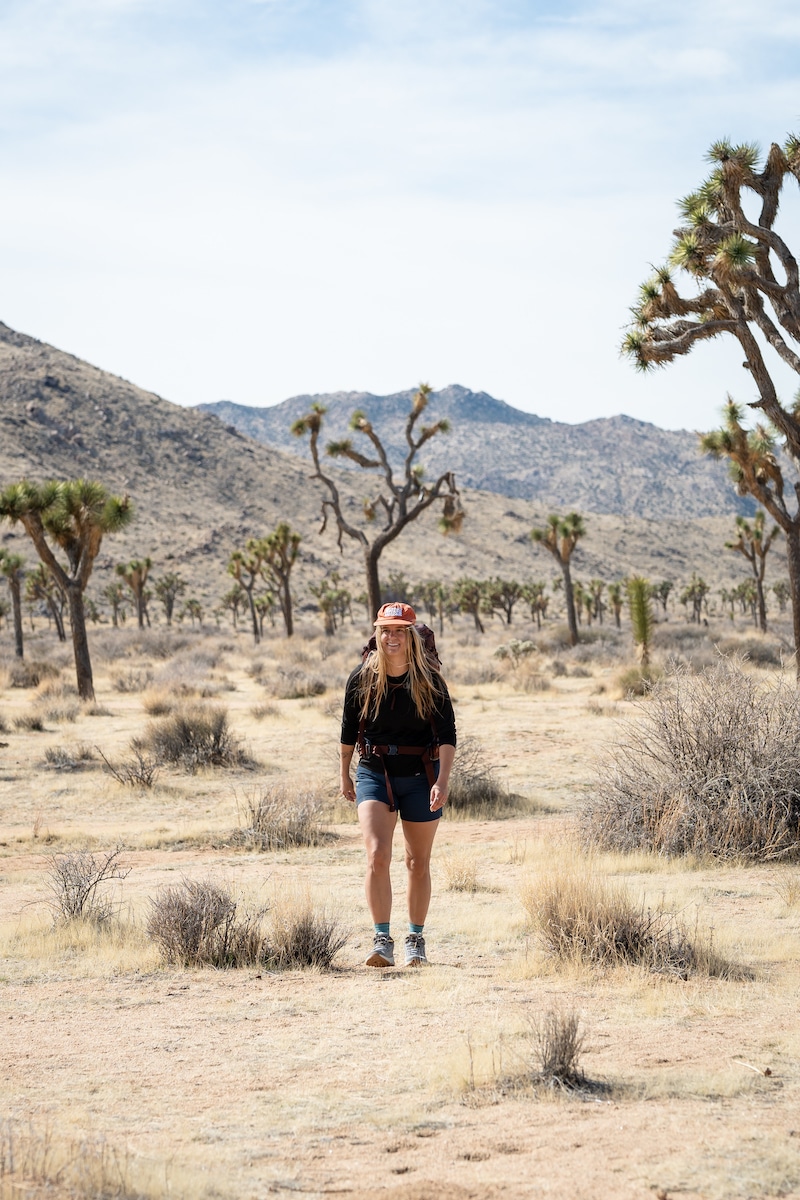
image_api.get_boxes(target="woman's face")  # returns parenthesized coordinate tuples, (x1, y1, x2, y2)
(379, 625, 409, 660)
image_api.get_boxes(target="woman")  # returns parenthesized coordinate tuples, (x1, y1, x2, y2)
(340, 601, 456, 968)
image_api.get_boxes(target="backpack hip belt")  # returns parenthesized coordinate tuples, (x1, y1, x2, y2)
(358, 728, 438, 813)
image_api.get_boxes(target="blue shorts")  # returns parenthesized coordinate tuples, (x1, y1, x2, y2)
(355, 761, 441, 823)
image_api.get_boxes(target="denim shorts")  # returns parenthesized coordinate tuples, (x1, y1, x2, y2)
(355, 761, 441, 823)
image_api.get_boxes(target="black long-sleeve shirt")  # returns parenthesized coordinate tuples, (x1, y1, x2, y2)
(341, 667, 457, 777)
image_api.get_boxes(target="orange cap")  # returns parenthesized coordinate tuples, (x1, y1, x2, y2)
(374, 602, 417, 627)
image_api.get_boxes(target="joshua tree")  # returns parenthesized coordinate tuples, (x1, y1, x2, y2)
(724, 509, 780, 633)
(451, 578, 486, 634)
(0, 480, 132, 699)
(222, 583, 246, 630)
(117, 558, 152, 629)
(182, 598, 203, 626)
(101, 580, 126, 627)
(253, 591, 276, 636)
(651, 580, 674, 618)
(627, 576, 654, 669)
(291, 384, 464, 618)
(25, 563, 66, 641)
(774, 580, 791, 612)
(531, 513, 586, 647)
(622, 133, 800, 673)
(154, 572, 187, 626)
(680, 573, 710, 624)
(0, 551, 25, 658)
(309, 572, 350, 636)
(588, 579, 606, 624)
(261, 522, 301, 637)
(485, 578, 523, 625)
(228, 542, 267, 644)
(521, 581, 548, 629)
(607, 581, 624, 629)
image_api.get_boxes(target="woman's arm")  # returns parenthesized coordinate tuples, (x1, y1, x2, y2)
(340, 743, 356, 802)
(430, 742, 455, 811)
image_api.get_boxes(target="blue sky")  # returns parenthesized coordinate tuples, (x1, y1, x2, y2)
(1, 0, 799, 429)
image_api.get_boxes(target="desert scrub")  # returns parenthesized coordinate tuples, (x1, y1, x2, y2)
(45, 848, 130, 925)
(447, 736, 523, 819)
(44, 742, 96, 771)
(584, 659, 800, 860)
(269, 891, 348, 969)
(235, 784, 328, 849)
(135, 704, 252, 772)
(147, 878, 270, 968)
(522, 869, 732, 978)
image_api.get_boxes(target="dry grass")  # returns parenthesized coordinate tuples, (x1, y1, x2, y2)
(441, 850, 481, 892)
(268, 889, 349, 969)
(146, 878, 270, 968)
(446, 736, 524, 819)
(135, 704, 252, 772)
(521, 867, 735, 978)
(585, 659, 800, 860)
(235, 783, 328, 849)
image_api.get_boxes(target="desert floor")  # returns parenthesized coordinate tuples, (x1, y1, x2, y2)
(1, 614, 799, 1200)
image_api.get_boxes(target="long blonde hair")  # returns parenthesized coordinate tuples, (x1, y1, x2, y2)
(358, 625, 441, 721)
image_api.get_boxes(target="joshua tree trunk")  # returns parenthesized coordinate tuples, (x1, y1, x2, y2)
(10, 578, 23, 658)
(561, 562, 579, 648)
(67, 583, 94, 700)
(785, 529, 800, 677)
(365, 549, 382, 620)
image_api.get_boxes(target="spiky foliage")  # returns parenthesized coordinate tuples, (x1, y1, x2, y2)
(724, 509, 781, 633)
(116, 557, 152, 629)
(25, 563, 66, 642)
(0, 550, 26, 658)
(607, 581, 624, 629)
(153, 572, 186, 627)
(0, 480, 132, 698)
(623, 133, 800, 671)
(228, 541, 269, 644)
(292, 383, 463, 617)
(531, 513, 586, 647)
(260, 521, 301, 637)
(626, 576, 654, 668)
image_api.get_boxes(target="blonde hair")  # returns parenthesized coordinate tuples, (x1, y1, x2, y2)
(358, 625, 441, 722)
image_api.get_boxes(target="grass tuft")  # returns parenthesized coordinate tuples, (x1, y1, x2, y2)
(236, 784, 328, 849)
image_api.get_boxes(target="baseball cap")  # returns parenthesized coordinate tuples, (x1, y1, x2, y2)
(374, 602, 417, 627)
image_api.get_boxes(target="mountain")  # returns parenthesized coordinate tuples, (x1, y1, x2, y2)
(0, 324, 776, 617)
(198, 384, 751, 519)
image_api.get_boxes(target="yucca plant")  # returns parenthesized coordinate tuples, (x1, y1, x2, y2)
(626, 576, 654, 669)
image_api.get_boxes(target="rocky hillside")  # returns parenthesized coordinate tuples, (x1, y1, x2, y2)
(0, 324, 780, 622)
(199, 384, 752, 519)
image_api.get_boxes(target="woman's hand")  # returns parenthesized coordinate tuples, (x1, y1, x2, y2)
(341, 775, 356, 803)
(429, 782, 448, 812)
(340, 744, 356, 803)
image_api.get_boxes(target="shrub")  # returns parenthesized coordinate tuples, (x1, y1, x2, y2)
(44, 743, 96, 771)
(236, 784, 327, 849)
(40, 701, 80, 723)
(141, 689, 175, 716)
(275, 667, 326, 699)
(522, 869, 731, 977)
(136, 704, 252, 772)
(0, 712, 7, 734)
(9, 661, 59, 688)
(98, 746, 160, 788)
(715, 636, 783, 667)
(441, 850, 480, 892)
(447, 737, 521, 819)
(530, 1009, 587, 1090)
(45, 848, 129, 925)
(269, 893, 348, 969)
(112, 667, 154, 693)
(146, 878, 270, 968)
(584, 659, 800, 860)
(13, 714, 45, 732)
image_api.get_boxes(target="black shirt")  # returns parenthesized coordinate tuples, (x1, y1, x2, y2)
(340, 666, 457, 776)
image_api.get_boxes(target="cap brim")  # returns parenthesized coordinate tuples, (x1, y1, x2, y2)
(374, 618, 414, 627)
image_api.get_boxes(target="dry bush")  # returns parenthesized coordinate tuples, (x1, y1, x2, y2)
(34, 679, 77, 701)
(9, 661, 60, 689)
(530, 1009, 587, 1090)
(141, 689, 175, 716)
(98, 746, 160, 788)
(269, 892, 349, 969)
(447, 737, 522, 819)
(146, 878, 270, 968)
(45, 848, 129, 926)
(0, 1119, 166, 1200)
(151, 650, 220, 697)
(770, 869, 800, 908)
(44, 743, 96, 771)
(441, 850, 480, 892)
(251, 701, 280, 720)
(112, 667, 154, 693)
(39, 701, 80, 724)
(0, 712, 8, 734)
(715, 635, 783, 667)
(13, 714, 45, 732)
(236, 784, 327, 849)
(584, 659, 800, 860)
(522, 869, 733, 977)
(274, 666, 326, 699)
(614, 665, 664, 698)
(135, 704, 252, 772)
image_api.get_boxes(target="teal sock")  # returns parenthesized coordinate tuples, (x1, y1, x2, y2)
(375, 922, 390, 936)
(409, 923, 424, 935)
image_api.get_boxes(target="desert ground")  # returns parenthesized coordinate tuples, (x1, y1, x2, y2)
(1, 611, 799, 1200)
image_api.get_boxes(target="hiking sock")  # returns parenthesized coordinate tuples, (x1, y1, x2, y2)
(408, 923, 424, 936)
(374, 922, 390, 936)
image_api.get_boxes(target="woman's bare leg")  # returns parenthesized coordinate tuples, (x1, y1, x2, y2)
(402, 819, 440, 926)
(357, 800, 398, 923)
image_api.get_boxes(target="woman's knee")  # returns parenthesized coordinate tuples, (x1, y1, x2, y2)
(366, 842, 393, 873)
(405, 850, 431, 878)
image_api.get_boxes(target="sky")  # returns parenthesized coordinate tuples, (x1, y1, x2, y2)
(1, 0, 799, 431)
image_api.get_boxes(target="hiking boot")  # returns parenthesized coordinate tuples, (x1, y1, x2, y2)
(404, 933, 428, 967)
(365, 933, 394, 967)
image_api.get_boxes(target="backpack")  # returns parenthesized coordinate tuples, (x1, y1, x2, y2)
(357, 622, 442, 811)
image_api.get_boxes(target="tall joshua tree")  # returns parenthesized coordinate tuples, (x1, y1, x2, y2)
(0, 480, 132, 698)
(0, 551, 25, 658)
(724, 508, 780, 633)
(25, 564, 66, 642)
(228, 542, 266, 644)
(154, 572, 186, 627)
(531, 513, 586, 647)
(261, 521, 301, 637)
(291, 383, 463, 618)
(117, 558, 152, 629)
(622, 133, 800, 673)
(627, 576, 654, 669)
